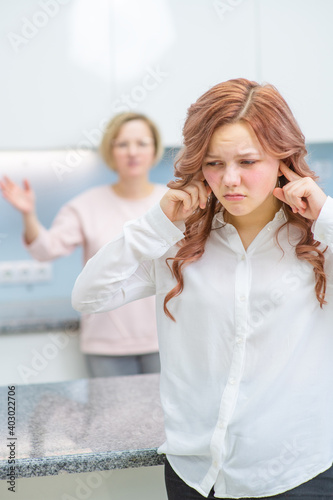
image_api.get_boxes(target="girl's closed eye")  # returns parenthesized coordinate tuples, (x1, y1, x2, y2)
(240, 160, 256, 165)
(205, 160, 257, 167)
(205, 161, 223, 167)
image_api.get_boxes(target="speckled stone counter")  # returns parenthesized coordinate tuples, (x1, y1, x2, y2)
(0, 374, 165, 479)
(0, 298, 80, 334)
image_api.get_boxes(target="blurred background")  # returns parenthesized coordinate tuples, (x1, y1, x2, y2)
(0, 0, 333, 383)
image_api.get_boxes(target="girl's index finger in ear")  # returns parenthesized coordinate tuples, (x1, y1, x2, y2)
(279, 161, 301, 181)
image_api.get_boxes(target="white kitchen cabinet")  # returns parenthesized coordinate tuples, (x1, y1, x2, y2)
(0, 0, 332, 149)
(258, 0, 333, 142)
(0, 330, 89, 386)
(0, 0, 258, 149)
(0, 465, 167, 500)
(0, 0, 115, 150)
(113, 0, 258, 146)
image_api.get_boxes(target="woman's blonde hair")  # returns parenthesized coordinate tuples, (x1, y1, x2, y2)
(163, 78, 327, 321)
(100, 112, 164, 170)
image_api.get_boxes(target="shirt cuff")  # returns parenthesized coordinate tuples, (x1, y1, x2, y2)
(313, 196, 333, 244)
(144, 203, 185, 246)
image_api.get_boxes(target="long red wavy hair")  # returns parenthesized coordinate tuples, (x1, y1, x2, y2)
(164, 78, 327, 321)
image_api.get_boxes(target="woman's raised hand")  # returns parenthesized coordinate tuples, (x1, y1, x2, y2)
(0, 176, 36, 215)
(273, 163, 327, 220)
(160, 176, 212, 222)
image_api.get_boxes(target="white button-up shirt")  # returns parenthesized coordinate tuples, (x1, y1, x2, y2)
(72, 197, 333, 498)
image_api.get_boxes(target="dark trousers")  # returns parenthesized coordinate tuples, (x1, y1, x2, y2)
(164, 459, 333, 499)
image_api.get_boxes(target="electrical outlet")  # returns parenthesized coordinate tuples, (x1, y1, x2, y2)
(0, 263, 16, 284)
(31, 261, 53, 282)
(0, 261, 52, 285)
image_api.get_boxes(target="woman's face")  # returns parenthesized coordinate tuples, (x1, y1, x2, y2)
(202, 121, 281, 225)
(112, 119, 156, 178)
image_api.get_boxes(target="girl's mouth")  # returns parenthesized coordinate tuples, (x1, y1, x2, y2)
(224, 194, 246, 201)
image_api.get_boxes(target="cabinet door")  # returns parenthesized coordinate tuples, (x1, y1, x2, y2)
(258, 0, 333, 142)
(112, 0, 258, 146)
(0, 0, 116, 149)
(0, 330, 89, 385)
(1, 0, 257, 149)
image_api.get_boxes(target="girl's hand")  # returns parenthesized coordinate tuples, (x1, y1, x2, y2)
(160, 176, 212, 222)
(0, 176, 36, 215)
(273, 162, 327, 220)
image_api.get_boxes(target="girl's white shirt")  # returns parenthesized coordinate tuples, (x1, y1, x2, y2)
(72, 196, 333, 498)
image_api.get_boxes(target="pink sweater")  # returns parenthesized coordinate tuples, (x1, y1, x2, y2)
(26, 184, 168, 355)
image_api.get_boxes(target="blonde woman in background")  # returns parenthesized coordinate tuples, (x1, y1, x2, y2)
(0, 112, 168, 377)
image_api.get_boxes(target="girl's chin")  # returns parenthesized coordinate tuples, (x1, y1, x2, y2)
(221, 202, 250, 215)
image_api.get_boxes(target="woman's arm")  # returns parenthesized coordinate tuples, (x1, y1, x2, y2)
(0, 176, 39, 244)
(1, 176, 86, 261)
(22, 212, 40, 244)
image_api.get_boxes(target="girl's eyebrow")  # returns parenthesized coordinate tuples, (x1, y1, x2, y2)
(236, 149, 260, 156)
(205, 152, 219, 158)
(205, 149, 260, 158)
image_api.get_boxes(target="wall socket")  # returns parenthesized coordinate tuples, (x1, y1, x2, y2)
(0, 260, 52, 285)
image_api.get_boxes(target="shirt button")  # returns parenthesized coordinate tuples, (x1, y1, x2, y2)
(229, 378, 236, 385)
(213, 460, 219, 468)
(239, 295, 246, 302)
(267, 226, 271, 231)
(236, 337, 244, 344)
(218, 420, 226, 429)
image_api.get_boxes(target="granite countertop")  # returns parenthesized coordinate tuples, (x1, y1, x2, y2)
(0, 298, 80, 334)
(0, 374, 165, 479)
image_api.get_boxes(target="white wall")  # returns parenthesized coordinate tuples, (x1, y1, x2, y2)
(1, 0, 332, 149)
(258, 0, 333, 142)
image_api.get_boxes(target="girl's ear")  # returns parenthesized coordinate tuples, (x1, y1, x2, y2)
(193, 170, 206, 182)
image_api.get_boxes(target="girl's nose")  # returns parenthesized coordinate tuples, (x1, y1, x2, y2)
(223, 165, 241, 187)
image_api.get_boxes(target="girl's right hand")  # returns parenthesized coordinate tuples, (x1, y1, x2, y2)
(160, 177, 212, 222)
(0, 176, 36, 215)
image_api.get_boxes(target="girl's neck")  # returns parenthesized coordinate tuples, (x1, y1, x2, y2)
(225, 196, 282, 231)
(224, 196, 282, 250)
(111, 177, 154, 199)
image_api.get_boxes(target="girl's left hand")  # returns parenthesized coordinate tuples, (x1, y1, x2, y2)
(273, 162, 327, 220)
